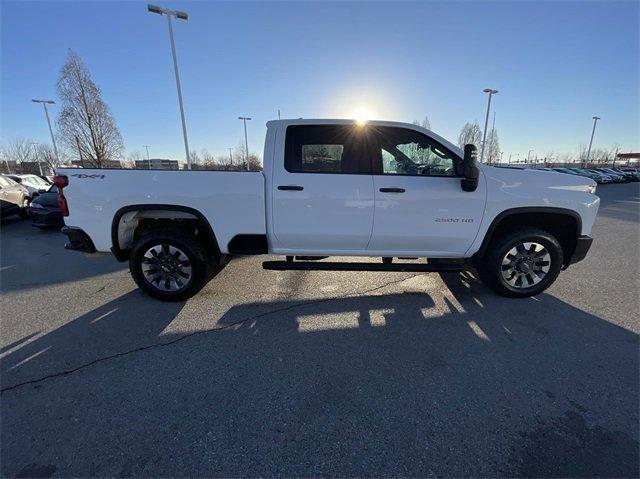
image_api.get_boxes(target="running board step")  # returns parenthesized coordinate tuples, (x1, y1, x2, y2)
(262, 261, 465, 273)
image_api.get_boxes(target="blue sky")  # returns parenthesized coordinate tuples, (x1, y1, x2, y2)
(2, 0, 638, 162)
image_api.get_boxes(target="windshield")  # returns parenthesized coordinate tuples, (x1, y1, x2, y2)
(22, 176, 49, 187)
(3, 176, 19, 186)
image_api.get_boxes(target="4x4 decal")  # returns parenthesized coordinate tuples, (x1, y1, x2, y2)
(71, 173, 105, 179)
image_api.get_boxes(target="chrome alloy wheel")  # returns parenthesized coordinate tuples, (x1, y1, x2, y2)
(141, 244, 192, 292)
(500, 242, 551, 289)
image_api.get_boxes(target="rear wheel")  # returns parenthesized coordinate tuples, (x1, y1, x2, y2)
(478, 227, 563, 298)
(129, 229, 215, 302)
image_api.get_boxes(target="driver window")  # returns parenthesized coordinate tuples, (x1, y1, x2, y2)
(375, 127, 457, 177)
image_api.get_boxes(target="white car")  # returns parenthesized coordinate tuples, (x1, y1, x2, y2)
(8, 174, 51, 198)
(55, 119, 599, 301)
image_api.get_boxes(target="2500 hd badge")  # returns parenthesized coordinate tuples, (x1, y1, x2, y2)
(435, 218, 475, 223)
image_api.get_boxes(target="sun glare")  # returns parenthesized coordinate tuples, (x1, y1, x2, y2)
(349, 106, 375, 125)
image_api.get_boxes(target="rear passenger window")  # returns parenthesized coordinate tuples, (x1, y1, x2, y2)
(285, 125, 374, 174)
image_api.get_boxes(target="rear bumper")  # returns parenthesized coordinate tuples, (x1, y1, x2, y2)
(568, 235, 593, 265)
(61, 226, 96, 253)
(30, 209, 64, 227)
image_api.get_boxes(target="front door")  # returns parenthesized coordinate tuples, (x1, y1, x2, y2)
(271, 124, 375, 253)
(367, 126, 485, 256)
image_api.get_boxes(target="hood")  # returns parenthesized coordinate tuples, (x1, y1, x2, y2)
(481, 165, 596, 192)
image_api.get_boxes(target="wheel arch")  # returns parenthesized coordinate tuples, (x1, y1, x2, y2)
(474, 207, 582, 266)
(111, 204, 221, 262)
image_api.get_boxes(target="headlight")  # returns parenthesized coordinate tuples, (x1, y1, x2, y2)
(587, 184, 597, 194)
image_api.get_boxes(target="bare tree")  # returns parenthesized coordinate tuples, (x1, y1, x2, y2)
(485, 128, 500, 164)
(412, 116, 431, 130)
(2, 138, 37, 166)
(36, 144, 58, 173)
(458, 122, 482, 150)
(123, 151, 143, 169)
(56, 49, 123, 168)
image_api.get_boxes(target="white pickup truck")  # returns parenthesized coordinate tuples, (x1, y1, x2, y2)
(56, 119, 599, 301)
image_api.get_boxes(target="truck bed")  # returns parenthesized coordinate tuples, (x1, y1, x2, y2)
(57, 168, 266, 253)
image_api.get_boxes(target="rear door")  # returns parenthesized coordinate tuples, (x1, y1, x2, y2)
(368, 126, 485, 256)
(270, 124, 375, 252)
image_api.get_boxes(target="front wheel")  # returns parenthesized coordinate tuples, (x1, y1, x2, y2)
(18, 198, 30, 219)
(478, 227, 563, 298)
(129, 230, 214, 302)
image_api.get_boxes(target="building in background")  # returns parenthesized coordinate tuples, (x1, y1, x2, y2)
(616, 152, 639, 166)
(135, 158, 179, 170)
(70, 160, 122, 169)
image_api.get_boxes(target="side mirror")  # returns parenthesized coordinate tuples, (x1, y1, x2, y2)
(460, 144, 479, 192)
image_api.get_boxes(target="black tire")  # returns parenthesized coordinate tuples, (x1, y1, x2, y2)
(129, 229, 215, 302)
(18, 198, 30, 219)
(477, 227, 563, 298)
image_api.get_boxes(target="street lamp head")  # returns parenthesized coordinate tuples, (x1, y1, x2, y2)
(174, 11, 188, 20)
(238, 116, 252, 121)
(593, 116, 601, 120)
(32, 99, 55, 104)
(147, 4, 164, 15)
(483, 88, 498, 94)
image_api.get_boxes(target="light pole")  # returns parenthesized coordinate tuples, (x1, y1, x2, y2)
(31, 99, 59, 167)
(479, 88, 498, 163)
(527, 149, 534, 163)
(584, 116, 600, 167)
(143, 145, 151, 163)
(148, 4, 191, 170)
(227, 147, 233, 166)
(238, 116, 251, 171)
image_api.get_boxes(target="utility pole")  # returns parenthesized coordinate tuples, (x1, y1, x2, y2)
(238, 116, 251, 171)
(480, 88, 498, 163)
(584, 116, 600, 167)
(612, 147, 619, 167)
(227, 147, 233, 166)
(148, 4, 191, 169)
(32, 99, 60, 167)
(143, 145, 151, 161)
(278, 109, 281, 120)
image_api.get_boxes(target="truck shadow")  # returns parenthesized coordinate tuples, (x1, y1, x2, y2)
(1, 273, 638, 477)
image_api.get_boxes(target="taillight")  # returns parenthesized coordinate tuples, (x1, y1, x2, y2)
(53, 175, 69, 216)
(53, 175, 68, 188)
(58, 194, 69, 217)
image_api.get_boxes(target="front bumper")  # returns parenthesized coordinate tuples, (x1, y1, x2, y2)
(61, 226, 96, 253)
(568, 235, 593, 265)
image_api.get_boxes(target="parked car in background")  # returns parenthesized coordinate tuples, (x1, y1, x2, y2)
(567, 168, 611, 184)
(595, 168, 633, 182)
(28, 184, 64, 230)
(7, 174, 52, 198)
(551, 167, 585, 177)
(588, 168, 625, 183)
(617, 168, 640, 181)
(0, 175, 31, 219)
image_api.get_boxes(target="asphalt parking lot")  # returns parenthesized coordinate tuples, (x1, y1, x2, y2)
(1, 183, 638, 478)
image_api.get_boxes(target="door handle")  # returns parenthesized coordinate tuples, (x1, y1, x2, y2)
(278, 185, 304, 191)
(379, 187, 405, 193)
